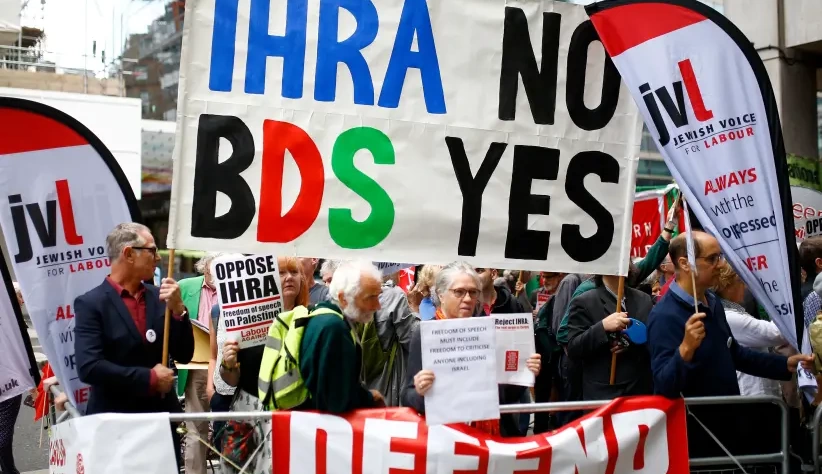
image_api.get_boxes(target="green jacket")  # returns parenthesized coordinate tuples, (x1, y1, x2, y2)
(298, 301, 375, 413)
(555, 236, 670, 345)
(176, 276, 204, 397)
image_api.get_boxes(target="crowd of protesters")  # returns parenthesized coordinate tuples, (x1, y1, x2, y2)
(9, 208, 822, 473)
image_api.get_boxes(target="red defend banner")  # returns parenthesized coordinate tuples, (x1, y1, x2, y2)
(270, 397, 689, 474)
(587, 1, 802, 350)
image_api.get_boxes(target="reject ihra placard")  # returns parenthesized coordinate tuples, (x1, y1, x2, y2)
(168, 0, 642, 274)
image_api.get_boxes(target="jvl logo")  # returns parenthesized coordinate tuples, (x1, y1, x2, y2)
(8, 179, 84, 263)
(639, 59, 714, 146)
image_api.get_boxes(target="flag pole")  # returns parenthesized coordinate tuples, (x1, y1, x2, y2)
(515, 271, 526, 296)
(609, 275, 625, 385)
(161, 248, 176, 367)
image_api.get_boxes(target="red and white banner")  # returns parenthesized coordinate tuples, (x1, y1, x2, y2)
(270, 397, 689, 474)
(50, 413, 177, 474)
(588, 1, 803, 349)
(0, 98, 140, 413)
(631, 191, 666, 259)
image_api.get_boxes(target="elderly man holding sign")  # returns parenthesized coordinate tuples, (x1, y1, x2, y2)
(402, 262, 540, 436)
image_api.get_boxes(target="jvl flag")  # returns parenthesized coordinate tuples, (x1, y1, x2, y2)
(587, 1, 802, 350)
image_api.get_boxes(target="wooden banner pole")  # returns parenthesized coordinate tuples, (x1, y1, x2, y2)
(609, 275, 625, 385)
(161, 248, 176, 367)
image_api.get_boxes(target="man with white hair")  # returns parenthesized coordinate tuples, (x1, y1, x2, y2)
(297, 260, 385, 412)
(175, 252, 223, 474)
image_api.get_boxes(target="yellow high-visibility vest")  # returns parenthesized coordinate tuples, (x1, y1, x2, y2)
(257, 306, 356, 410)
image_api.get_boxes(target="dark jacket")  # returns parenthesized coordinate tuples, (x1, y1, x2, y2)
(75, 281, 194, 415)
(648, 282, 790, 398)
(402, 325, 524, 436)
(566, 285, 654, 400)
(492, 283, 526, 314)
(298, 301, 375, 413)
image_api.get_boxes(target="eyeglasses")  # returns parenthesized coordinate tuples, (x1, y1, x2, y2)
(698, 252, 724, 265)
(132, 246, 158, 257)
(449, 288, 480, 300)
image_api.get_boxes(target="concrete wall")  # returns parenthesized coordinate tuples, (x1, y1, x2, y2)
(784, 0, 822, 49)
(0, 68, 123, 96)
(724, 0, 821, 158)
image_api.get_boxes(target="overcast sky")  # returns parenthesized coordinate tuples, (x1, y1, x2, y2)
(22, 0, 164, 73)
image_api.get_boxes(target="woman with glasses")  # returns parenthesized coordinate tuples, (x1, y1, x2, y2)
(401, 261, 541, 437)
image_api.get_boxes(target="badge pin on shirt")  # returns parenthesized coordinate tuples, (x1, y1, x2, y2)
(146, 329, 157, 343)
(726, 336, 732, 348)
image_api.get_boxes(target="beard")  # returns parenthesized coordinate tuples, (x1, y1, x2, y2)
(342, 304, 374, 324)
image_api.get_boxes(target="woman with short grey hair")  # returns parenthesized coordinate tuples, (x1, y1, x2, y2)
(401, 261, 541, 436)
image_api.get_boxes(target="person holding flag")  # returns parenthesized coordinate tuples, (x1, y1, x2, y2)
(648, 231, 812, 457)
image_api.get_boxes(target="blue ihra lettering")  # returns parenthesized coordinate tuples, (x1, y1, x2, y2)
(208, 0, 446, 114)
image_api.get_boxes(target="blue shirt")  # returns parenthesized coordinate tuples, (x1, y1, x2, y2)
(648, 282, 790, 398)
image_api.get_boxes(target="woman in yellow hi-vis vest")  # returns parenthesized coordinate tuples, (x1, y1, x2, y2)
(217, 256, 309, 474)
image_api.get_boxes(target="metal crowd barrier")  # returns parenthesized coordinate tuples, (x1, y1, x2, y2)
(812, 404, 822, 474)
(51, 388, 790, 473)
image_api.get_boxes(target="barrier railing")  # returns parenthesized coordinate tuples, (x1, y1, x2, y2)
(812, 403, 822, 474)
(50, 389, 790, 473)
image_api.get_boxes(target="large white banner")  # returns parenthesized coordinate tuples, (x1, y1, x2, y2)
(0, 98, 139, 413)
(168, 0, 643, 275)
(588, 1, 803, 348)
(0, 252, 36, 403)
(49, 413, 177, 474)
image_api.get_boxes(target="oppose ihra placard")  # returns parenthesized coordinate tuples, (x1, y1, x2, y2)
(212, 254, 283, 349)
(168, 0, 642, 275)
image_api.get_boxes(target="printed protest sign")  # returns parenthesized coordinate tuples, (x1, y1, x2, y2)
(493, 313, 536, 387)
(167, 0, 642, 275)
(50, 413, 177, 474)
(535, 291, 550, 312)
(212, 254, 283, 349)
(589, 1, 803, 348)
(0, 98, 139, 413)
(373, 262, 413, 277)
(420, 317, 498, 425)
(788, 155, 822, 241)
(270, 398, 690, 474)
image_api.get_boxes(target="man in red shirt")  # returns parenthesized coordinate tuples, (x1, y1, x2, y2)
(74, 222, 194, 465)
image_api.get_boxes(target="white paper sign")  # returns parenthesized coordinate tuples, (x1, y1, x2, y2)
(167, 0, 642, 275)
(493, 313, 536, 387)
(212, 254, 283, 349)
(374, 262, 414, 277)
(420, 317, 499, 426)
(49, 412, 177, 474)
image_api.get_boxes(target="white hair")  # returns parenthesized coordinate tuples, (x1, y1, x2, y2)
(106, 222, 151, 261)
(328, 260, 381, 306)
(320, 259, 340, 277)
(432, 261, 481, 307)
(195, 252, 225, 274)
